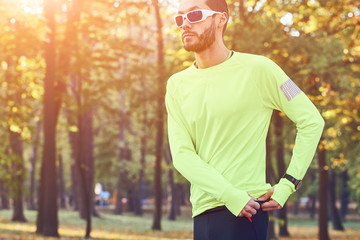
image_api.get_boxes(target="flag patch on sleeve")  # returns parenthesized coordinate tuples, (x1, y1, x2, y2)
(280, 79, 302, 101)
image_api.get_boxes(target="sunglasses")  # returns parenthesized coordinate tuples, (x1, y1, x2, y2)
(173, 9, 221, 28)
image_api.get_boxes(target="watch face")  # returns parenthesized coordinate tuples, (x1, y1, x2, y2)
(296, 181, 303, 190)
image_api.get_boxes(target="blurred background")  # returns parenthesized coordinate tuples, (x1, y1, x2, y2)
(0, 0, 359, 239)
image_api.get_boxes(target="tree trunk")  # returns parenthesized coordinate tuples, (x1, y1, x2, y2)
(164, 144, 176, 221)
(127, 188, 134, 212)
(307, 169, 316, 219)
(58, 154, 66, 209)
(29, 120, 41, 210)
(73, 37, 93, 236)
(278, 203, 290, 236)
(0, 180, 10, 209)
(76, 107, 92, 238)
(239, 0, 248, 25)
(167, 169, 176, 221)
(4, 43, 26, 223)
(292, 199, 299, 215)
(231, 0, 248, 50)
(135, 125, 147, 216)
(274, 111, 290, 237)
(76, 103, 97, 238)
(71, 164, 79, 210)
(310, 194, 317, 219)
(9, 130, 27, 222)
(114, 90, 130, 215)
(67, 104, 79, 211)
(84, 108, 98, 218)
(36, 0, 59, 236)
(328, 169, 344, 230)
(114, 172, 123, 215)
(340, 170, 349, 221)
(152, 0, 165, 231)
(134, 89, 148, 216)
(318, 142, 330, 240)
(132, 183, 142, 216)
(175, 184, 182, 216)
(266, 123, 277, 240)
(61, 0, 83, 214)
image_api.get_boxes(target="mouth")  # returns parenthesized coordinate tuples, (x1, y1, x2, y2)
(182, 33, 196, 40)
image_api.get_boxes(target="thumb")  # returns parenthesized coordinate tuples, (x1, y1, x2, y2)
(257, 187, 274, 201)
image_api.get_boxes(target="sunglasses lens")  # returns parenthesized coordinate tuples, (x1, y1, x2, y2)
(187, 10, 203, 23)
(175, 16, 183, 27)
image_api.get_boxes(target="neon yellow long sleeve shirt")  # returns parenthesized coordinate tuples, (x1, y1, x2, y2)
(165, 52, 325, 218)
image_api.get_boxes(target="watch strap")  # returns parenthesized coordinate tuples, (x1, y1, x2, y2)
(282, 173, 301, 189)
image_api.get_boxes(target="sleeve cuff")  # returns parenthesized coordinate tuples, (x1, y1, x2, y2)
(270, 178, 296, 207)
(220, 185, 251, 216)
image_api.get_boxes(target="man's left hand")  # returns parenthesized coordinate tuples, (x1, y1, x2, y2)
(260, 199, 281, 211)
(257, 187, 282, 211)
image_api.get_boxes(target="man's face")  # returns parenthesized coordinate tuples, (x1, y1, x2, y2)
(177, 0, 217, 52)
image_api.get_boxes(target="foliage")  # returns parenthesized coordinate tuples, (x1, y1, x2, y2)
(0, 0, 359, 236)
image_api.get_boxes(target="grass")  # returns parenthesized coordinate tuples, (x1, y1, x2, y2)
(287, 217, 360, 229)
(278, 216, 360, 240)
(0, 209, 193, 239)
(0, 209, 359, 239)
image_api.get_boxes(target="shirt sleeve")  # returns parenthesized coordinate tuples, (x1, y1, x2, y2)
(256, 57, 325, 207)
(165, 78, 251, 216)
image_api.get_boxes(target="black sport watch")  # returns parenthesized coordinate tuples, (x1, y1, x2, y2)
(282, 173, 302, 190)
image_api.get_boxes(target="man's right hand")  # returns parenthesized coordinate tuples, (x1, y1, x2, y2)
(237, 198, 260, 218)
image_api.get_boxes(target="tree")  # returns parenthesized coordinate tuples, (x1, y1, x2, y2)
(318, 140, 330, 240)
(36, 0, 59, 236)
(0, 180, 9, 210)
(340, 170, 350, 221)
(164, 144, 176, 221)
(273, 111, 290, 237)
(8, 130, 27, 222)
(5, 58, 27, 223)
(0, 0, 45, 220)
(58, 153, 66, 209)
(29, 120, 41, 210)
(266, 125, 277, 240)
(151, 0, 166, 231)
(328, 169, 344, 230)
(114, 90, 131, 215)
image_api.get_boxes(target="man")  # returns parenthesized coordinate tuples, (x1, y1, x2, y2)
(165, 0, 325, 239)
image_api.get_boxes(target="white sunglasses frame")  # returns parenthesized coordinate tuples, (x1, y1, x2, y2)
(173, 9, 222, 28)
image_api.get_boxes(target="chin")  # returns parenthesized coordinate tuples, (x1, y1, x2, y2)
(184, 44, 207, 53)
(183, 43, 194, 52)
(184, 45, 196, 52)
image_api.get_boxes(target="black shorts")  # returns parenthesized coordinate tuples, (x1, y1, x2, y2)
(193, 205, 269, 240)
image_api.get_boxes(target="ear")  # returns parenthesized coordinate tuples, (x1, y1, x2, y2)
(217, 12, 228, 30)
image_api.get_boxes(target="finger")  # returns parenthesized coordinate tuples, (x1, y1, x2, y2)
(260, 204, 270, 211)
(261, 206, 278, 211)
(261, 201, 281, 211)
(260, 201, 271, 208)
(271, 199, 281, 208)
(262, 205, 281, 211)
(261, 201, 277, 209)
(257, 187, 274, 201)
(268, 200, 281, 209)
(249, 200, 261, 210)
(245, 205, 257, 215)
(261, 204, 278, 211)
(242, 211, 252, 218)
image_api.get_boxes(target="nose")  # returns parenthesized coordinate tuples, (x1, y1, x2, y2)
(181, 17, 191, 29)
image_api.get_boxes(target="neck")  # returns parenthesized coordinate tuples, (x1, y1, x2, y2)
(194, 40, 229, 69)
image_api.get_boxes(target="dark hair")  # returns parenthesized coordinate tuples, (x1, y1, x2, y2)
(205, 0, 229, 36)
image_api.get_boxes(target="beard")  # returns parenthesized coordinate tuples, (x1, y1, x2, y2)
(182, 21, 216, 53)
